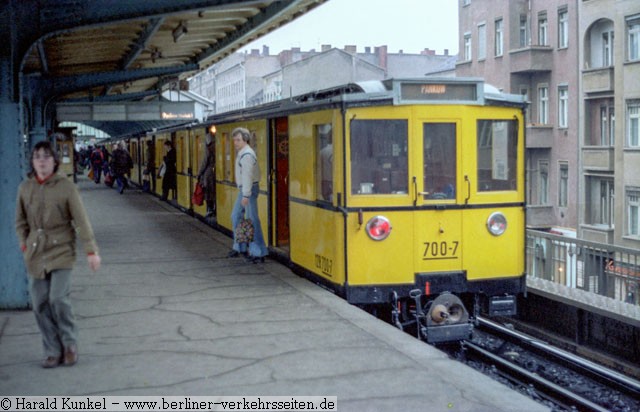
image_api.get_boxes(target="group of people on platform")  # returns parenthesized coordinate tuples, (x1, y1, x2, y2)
(14, 128, 267, 369)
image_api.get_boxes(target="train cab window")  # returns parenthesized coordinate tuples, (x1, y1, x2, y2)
(477, 120, 518, 191)
(316, 124, 333, 201)
(423, 123, 456, 199)
(350, 119, 408, 195)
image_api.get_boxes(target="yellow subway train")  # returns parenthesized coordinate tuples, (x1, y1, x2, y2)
(119, 78, 527, 343)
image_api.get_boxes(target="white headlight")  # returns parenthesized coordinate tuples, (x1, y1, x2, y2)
(487, 212, 507, 236)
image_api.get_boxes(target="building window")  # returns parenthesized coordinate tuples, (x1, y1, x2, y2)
(520, 15, 529, 47)
(464, 33, 472, 61)
(558, 10, 568, 48)
(558, 86, 568, 128)
(628, 189, 640, 236)
(600, 105, 615, 146)
(538, 161, 549, 204)
(463, 0, 470, 6)
(628, 15, 640, 61)
(559, 162, 568, 207)
(600, 179, 614, 226)
(538, 13, 548, 46)
(603, 31, 614, 66)
(495, 19, 504, 57)
(628, 100, 640, 147)
(478, 23, 486, 60)
(586, 178, 614, 226)
(538, 86, 549, 124)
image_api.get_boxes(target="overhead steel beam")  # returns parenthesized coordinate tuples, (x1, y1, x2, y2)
(119, 18, 164, 70)
(36, 40, 49, 75)
(65, 90, 160, 103)
(193, 0, 296, 64)
(50, 64, 199, 99)
(38, 0, 259, 33)
(103, 17, 165, 96)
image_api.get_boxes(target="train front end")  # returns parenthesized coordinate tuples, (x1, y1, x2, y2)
(341, 79, 527, 343)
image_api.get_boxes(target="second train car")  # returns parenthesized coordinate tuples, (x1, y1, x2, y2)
(123, 78, 528, 343)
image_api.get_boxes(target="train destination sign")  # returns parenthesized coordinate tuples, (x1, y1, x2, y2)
(399, 82, 478, 103)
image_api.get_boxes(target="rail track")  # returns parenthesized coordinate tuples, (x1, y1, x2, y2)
(456, 317, 640, 412)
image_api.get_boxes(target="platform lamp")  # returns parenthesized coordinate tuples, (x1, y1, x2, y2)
(172, 21, 187, 42)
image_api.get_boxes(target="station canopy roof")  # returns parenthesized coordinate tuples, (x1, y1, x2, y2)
(22, 0, 326, 138)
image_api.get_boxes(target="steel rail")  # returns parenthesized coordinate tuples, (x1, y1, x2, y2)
(476, 316, 640, 397)
(463, 340, 610, 412)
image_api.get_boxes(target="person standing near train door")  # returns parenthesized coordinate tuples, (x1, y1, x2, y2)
(160, 140, 177, 201)
(15, 141, 101, 368)
(228, 127, 268, 263)
(197, 133, 216, 218)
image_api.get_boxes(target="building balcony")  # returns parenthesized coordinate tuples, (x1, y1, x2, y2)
(580, 224, 615, 244)
(509, 46, 553, 74)
(582, 146, 615, 171)
(526, 125, 553, 148)
(527, 205, 555, 228)
(582, 67, 614, 94)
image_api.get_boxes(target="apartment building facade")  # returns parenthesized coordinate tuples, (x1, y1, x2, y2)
(580, 0, 640, 248)
(457, 0, 580, 232)
(189, 45, 456, 113)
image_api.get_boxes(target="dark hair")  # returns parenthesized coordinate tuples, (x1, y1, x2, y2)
(29, 141, 60, 176)
(164, 140, 174, 148)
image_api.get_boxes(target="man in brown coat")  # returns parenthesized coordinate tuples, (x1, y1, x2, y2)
(15, 141, 101, 368)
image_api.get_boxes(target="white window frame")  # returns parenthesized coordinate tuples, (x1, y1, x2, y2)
(603, 31, 614, 66)
(558, 86, 568, 128)
(519, 15, 529, 47)
(628, 100, 640, 147)
(495, 18, 504, 57)
(538, 160, 549, 205)
(478, 23, 486, 60)
(628, 189, 640, 237)
(628, 15, 640, 61)
(600, 105, 615, 146)
(538, 86, 549, 124)
(559, 162, 568, 207)
(558, 9, 568, 48)
(600, 180, 614, 226)
(538, 14, 548, 46)
(464, 32, 472, 61)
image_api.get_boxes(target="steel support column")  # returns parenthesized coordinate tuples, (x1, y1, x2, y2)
(0, 0, 29, 308)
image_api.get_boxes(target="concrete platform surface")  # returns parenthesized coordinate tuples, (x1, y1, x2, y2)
(0, 177, 548, 412)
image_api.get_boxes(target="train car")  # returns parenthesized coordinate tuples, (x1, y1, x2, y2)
(130, 78, 528, 343)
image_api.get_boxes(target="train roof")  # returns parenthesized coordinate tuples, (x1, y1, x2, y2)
(294, 77, 528, 107)
(196, 77, 528, 127)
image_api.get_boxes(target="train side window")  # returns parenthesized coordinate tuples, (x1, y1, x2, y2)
(316, 124, 333, 201)
(350, 119, 408, 195)
(477, 120, 518, 191)
(423, 123, 456, 199)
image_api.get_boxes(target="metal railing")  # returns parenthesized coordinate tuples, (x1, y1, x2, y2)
(526, 230, 640, 306)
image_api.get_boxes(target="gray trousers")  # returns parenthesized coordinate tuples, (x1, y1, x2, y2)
(29, 269, 77, 358)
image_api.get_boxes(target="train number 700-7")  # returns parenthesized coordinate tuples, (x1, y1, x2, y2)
(422, 241, 459, 260)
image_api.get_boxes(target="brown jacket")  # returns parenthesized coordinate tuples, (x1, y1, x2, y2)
(15, 174, 98, 279)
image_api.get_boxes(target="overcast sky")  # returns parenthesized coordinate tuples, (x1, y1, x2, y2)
(240, 0, 459, 56)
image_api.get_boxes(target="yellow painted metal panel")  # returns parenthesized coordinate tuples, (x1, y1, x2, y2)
(462, 207, 525, 280)
(346, 210, 414, 286)
(289, 202, 345, 286)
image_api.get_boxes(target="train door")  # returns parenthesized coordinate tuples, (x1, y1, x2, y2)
(270, 117, 290, 252)
(460, 116, 525, 281)
(413, 119, 463, 274)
